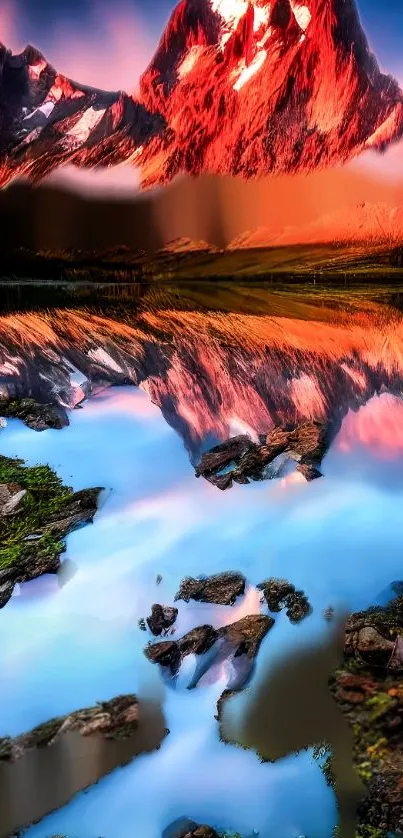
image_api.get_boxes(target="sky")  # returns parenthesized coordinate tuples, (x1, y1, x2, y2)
(2, 0, 403, 84)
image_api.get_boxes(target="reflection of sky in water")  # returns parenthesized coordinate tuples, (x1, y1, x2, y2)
(1, 387, 403, 837)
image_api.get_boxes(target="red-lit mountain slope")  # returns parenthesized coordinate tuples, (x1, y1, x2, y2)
(1, 1, 403, 189)
(138, 0, 403, 186)
(0, 43, 163, 187)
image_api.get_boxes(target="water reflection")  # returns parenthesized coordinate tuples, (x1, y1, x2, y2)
(1, 287, 403, 836)
(0, 699, 167, 838)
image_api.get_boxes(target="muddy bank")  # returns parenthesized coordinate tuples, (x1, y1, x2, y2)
(0, 697, 167, 837)
(218, 615, 363, 838)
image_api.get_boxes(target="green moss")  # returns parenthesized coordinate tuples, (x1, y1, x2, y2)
(24, 717, 65, 749)
(365, 692, 395, 723)
(0, 453, 72, 571)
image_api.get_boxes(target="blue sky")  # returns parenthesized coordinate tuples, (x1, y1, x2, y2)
(6, 0, 403, 82)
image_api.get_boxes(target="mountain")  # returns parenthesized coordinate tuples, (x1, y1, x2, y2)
(228, 202, 403, 248)
(158, 237, 221, 253)
(2, 0, 403, 188)
(137, 0, 403, 186)
(0, 43, 163, 187)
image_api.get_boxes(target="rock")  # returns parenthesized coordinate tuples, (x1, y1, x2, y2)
(145, 616, 272, 676)
(296, 463, 323, 481)
(388, 635, 403, 672)
(162, 820, 219, 838)
(285, 591, 312, 624)
(195, 423, 327, 490)
(347, 625, 395, 659)
(0, 579, 14, 608)
(257, 578, 295, 612)
(195, 435, 255, 479)
(357, 769, 403, 834)
(41, 487, 102, 539)
(0, 694, 140, 763)
(258, 578, 312, 623)
(2, 487, 102, 597)
(330, 593, 403, 835)
(144, 640, 182, 674)
(176, 572, 246, 606)
(345, 596, 403, 649)
(146, 604, 178, 636)
(178, 625, 219, 656)
(344, 596, 403, 667)
(0, 483, 26, 516)
(219, 614, 274, 658)
(0, 397, 68, 431)
(0, 452, 103, 610)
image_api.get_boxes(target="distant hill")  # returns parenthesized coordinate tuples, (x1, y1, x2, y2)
(158, 237, 221, 254)
(228, 203, 403, 249)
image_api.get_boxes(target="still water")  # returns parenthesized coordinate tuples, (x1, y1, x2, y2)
(0, 285, 402, 837)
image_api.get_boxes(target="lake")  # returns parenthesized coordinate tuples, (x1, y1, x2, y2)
(0, 283, 402, 838)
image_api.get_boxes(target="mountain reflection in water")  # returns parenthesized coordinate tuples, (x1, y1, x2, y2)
(1, 284, 403, 837)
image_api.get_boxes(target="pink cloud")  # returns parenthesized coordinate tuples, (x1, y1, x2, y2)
(44, 3, 155, 95)
(0, 1, 24, 51)
(1, 0, 157, 196)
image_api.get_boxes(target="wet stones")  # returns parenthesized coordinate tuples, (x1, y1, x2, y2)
(0, 397, 68, 431)
(175, 572, 246, 606)
(0, 695, 140, 763)
(144, 640, 182, 673)
(162, 821, 219, 838)
(195, 422, 328, 490)
(345, 594, 403, 669)
(331, 591, 403, 835)
(222, 614, 274, 658)
(144, 616, 273, 675)
(145, 625, 219, 674)
(146, 604, 178, 636)
(0, 578, 14, 608)
(258, 578, 312, 623)
(0, 483, 26, 517)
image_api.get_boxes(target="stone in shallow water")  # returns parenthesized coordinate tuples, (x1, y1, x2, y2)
(0, 397, 68, 431)
(195, 422, 327, 490)
(146, 603, 178, 636)
(162, 821, 219, 838)
(145, 615, 274, 676)
(219, 614, 274, 659)
(175, 571, 246, 606)
(257, 578, 312, 623)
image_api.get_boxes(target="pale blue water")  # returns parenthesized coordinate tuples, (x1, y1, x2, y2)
(1, 387, 402, 838)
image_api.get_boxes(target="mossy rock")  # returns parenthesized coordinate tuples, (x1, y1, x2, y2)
(0, 453, 102, 607)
